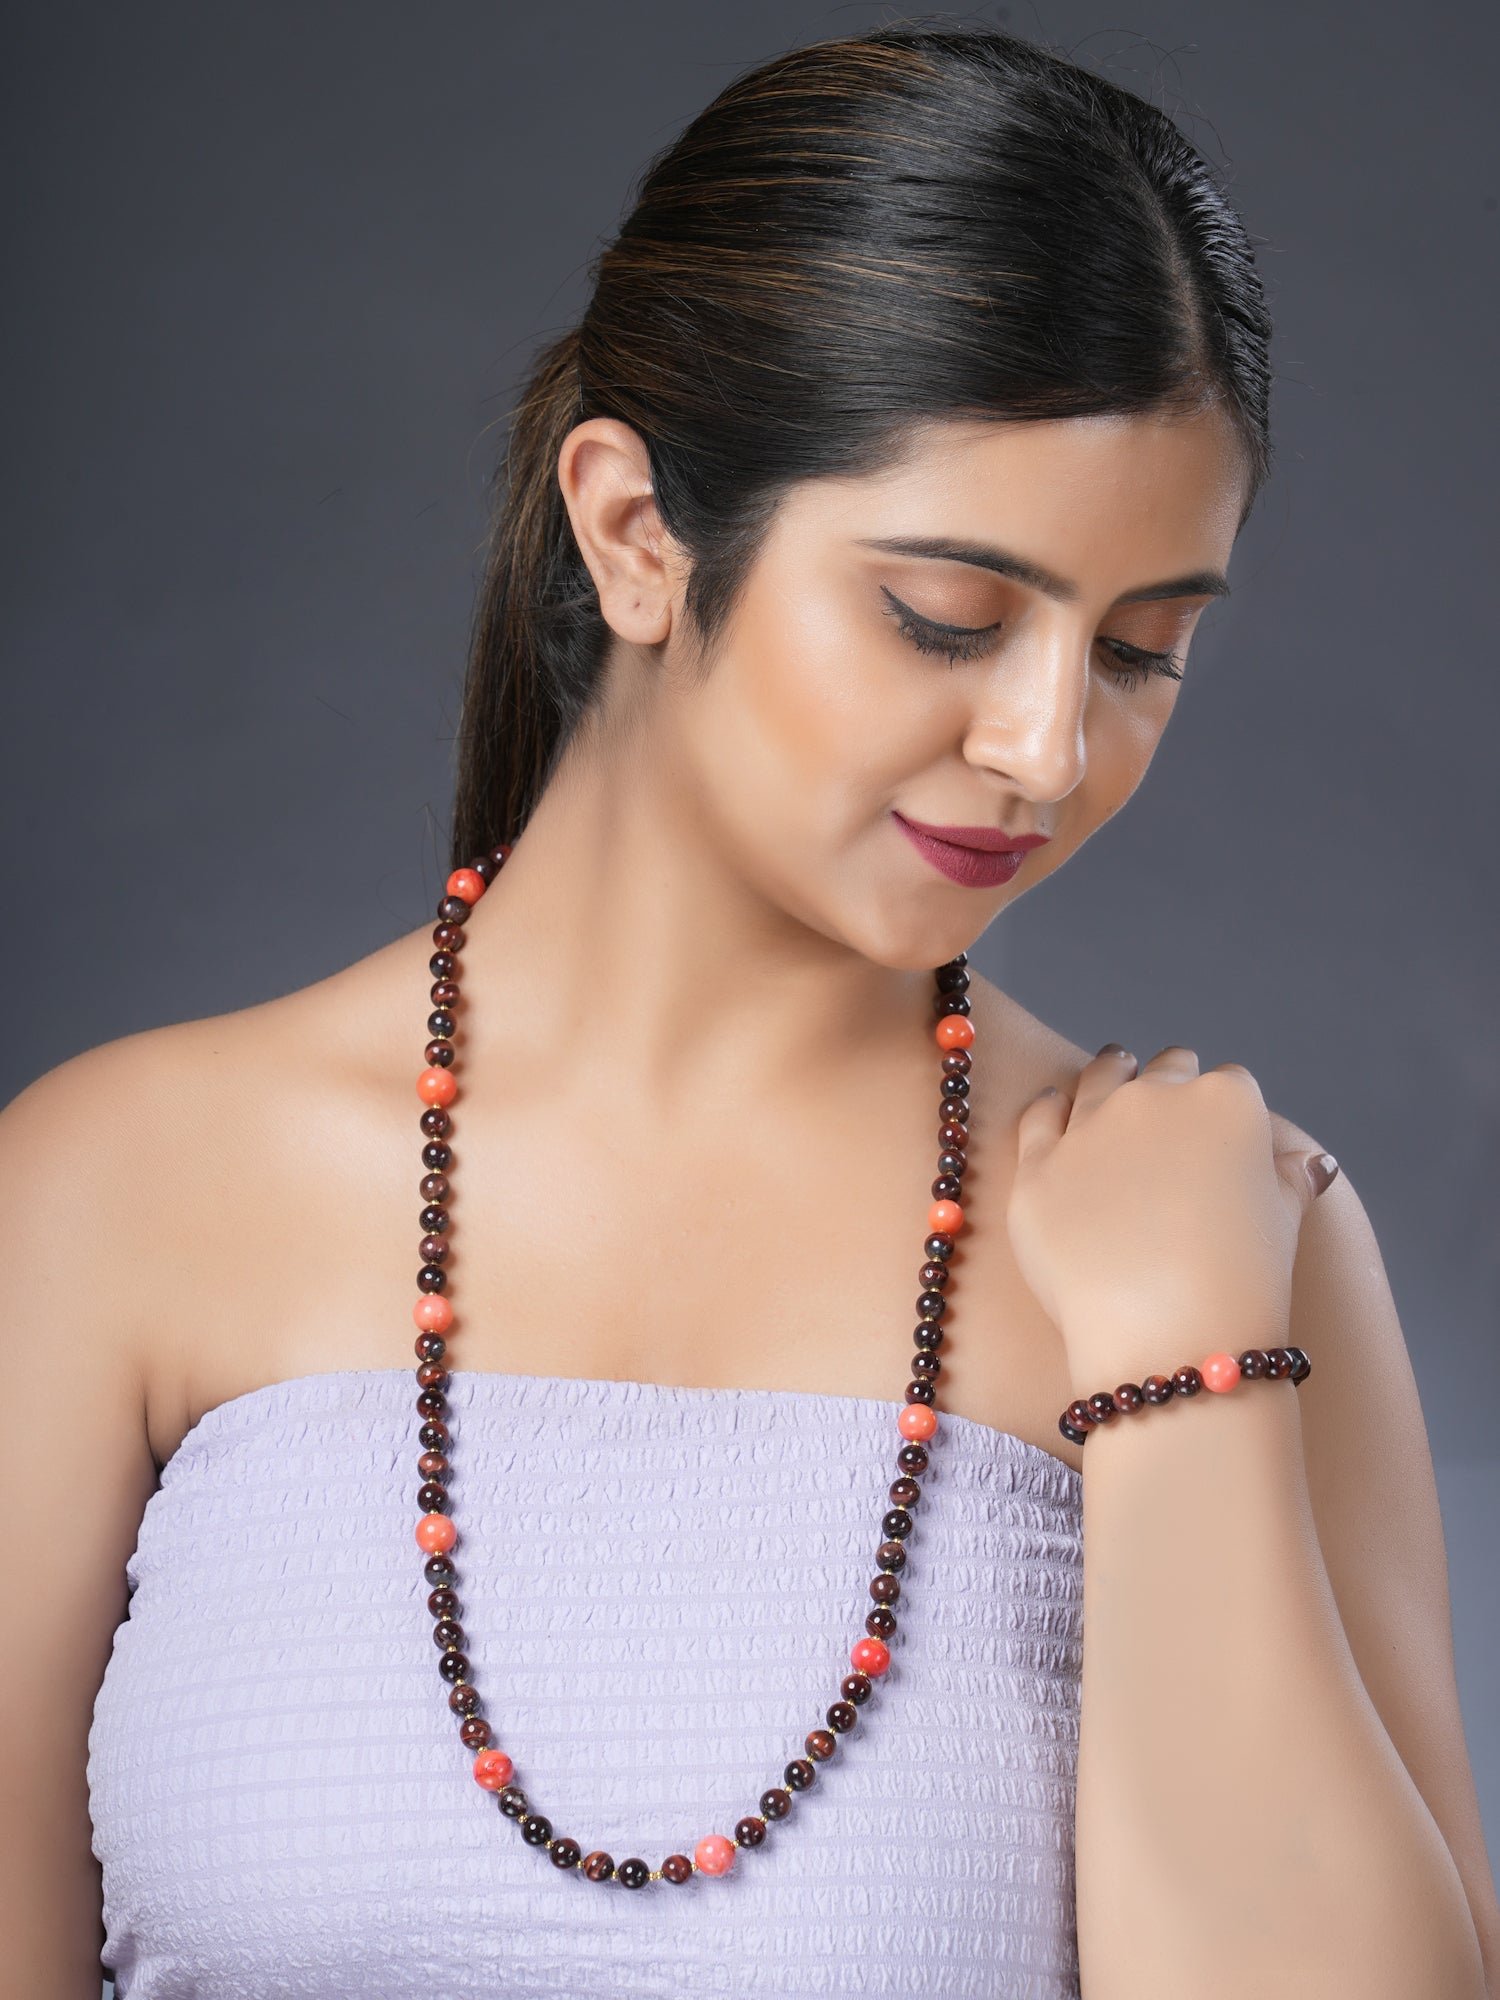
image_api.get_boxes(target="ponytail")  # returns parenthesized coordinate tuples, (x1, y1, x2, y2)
(450, 325, 603, 864)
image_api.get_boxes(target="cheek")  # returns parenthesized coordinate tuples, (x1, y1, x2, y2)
(1082, 687, 1176, 820)
(694, 577, 933, 817)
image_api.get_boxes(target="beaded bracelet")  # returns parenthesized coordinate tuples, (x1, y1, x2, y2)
(1058, 1345, 1311, 1445)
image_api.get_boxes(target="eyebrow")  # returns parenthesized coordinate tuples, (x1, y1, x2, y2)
(854, 535, 1232, 605)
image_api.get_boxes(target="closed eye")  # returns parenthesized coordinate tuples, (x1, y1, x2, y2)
(880, 586, 1184, 689)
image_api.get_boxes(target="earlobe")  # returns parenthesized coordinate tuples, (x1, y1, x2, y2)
(556, 417, 678, 646)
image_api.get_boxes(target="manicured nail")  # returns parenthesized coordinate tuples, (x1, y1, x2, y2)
(1308, 1152, 1340, 1195)
(1096, 1041, 1127, 1057)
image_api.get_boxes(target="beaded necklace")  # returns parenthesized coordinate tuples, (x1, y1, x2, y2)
(411, 842, 975, 1888)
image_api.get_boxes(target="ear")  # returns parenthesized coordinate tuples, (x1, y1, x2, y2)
(556, 417, 682, 646)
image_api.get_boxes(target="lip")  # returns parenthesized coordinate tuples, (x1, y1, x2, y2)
(891, 810, 1051, 889)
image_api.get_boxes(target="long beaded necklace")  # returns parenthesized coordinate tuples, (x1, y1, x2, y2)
(411, 841, 976, 1888)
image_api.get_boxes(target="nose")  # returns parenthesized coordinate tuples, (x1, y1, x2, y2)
(959, 641, 1089, 803)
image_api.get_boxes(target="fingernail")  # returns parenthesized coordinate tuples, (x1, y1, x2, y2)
(1096, 1041, 1127, 1058)
(1309, 1152, 1340, 1195)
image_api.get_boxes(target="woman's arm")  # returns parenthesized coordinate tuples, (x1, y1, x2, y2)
(0, 1045, 162, 2000)
(1070, 1114, 1497, 1999)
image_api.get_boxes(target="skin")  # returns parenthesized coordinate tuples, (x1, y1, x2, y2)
(1, 406, 1495, 1994)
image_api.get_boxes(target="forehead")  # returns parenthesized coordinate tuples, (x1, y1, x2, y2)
(774, 407, 1249, 594)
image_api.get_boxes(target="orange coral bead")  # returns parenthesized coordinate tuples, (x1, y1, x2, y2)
(935, 1016, 975, 1050)
(927, 1198, 963, 1235)
(413, 1294, 453, 1333)
(898, 1404, 938, 1442)
(1201, 1352, 1242, 1393)
(473, 1748, 514, 1791)
(416, 1513, 457, 1553)
(851, 1637, 890, 1676)
(418, 1067, 457, 1108)
(446, 868, 486, 905)
(694, 1834, 735, 1876)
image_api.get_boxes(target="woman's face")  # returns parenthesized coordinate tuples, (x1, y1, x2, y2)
(587, 406, 1249, 970)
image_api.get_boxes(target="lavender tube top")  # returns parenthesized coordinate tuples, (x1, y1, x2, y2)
(87, 1368, 1085, 1997)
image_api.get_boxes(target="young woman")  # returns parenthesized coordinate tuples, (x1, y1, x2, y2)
(4, 23, 1495, 2000)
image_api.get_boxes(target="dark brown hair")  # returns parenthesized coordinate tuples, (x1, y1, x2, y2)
(450, 23, 1273, 866)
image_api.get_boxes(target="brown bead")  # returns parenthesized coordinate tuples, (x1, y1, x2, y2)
(1287, 1347, 1311, 1383)
(1265, 1348, 1294, 1380)
(419, 1452, 449, 1480)
(419, 1173, 451, 1204)
(866, 1606, 896, 1638)
(1140, 1377, 1174, 1407)
(939, 1120, 969, 1147)
(1237, 1348, 1269, 1379)
(805, 1729, 836, 1761)
(422, 1141, 452, 1172)
(414, 1330, 447, 1361)
(420, 1204, 450, 1233)
(429, 981, 460, 1008)
(521, 1814, 552, 1846)
(420, 1420, 450, 1453)
(889, 1477, 921, 1508)
(935, 1152, 966, 1179)
(583, 1851, 615, 1882)
(1112, 1382, 1144, 1413)
(460, 1716, 491, 1748)
(924, 1232, 955, 1259)
(913, 1323, 944, 1351)
(841, 1671, 872, 1704)
(416, 1361, 449, 1391)
(429, 951, 456, 980)
(661, 1853, 693, 1883)
(416, 1388, 448, 1418)
(437, 895, 471, 925)
(734, 1816, 767, 1847)
(931, 1175, 962, 1200)
(433, 1619, 464, 1650)
(438, 1650, 469, 1683)
(911, 1352, 939, 1380)
(897, 1443, 929, 1474)
(827, 1700, 858, 1732)
(423, 1552, 454, 1585)
(550, 1837, 581, 1869)
(1172, 1366, 1203, 1396)
(870, 1573, 899, 1604)
(419, 1236, 449, 1265)
(427, 1586, 458, 1617)
(785, 1759, 815, 1791)
(760, 1787, 792, 1820)
(448, 1683, 480, 1715)
(904, 1381, 935, 1407)
(1087, 1392, 1117, 1423)
(416, 1266, 447, 1296)
(433, 922, 466, 952)
(882, 1508, 912, 1539)
(424, 1039, 455, 1069)
(919, 1260, 950, 1289)
(617, 1858, 649, 1889)
(416, 1479, 447, 1514)
(497, 1786, 528, 1818)
(420, 1107, 451, 1138)
(876, 1540, 906, 1572)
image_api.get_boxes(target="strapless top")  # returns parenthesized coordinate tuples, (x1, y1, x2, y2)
(87, 1368, 1085, 1997)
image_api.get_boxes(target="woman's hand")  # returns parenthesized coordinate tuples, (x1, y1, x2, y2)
(1007, 1043, 1341, 1385)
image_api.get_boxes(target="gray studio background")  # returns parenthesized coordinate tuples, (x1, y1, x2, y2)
(3, 1, 1495, 1972)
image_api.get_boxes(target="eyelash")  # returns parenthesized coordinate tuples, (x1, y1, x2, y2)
(880, 590, 1185, 691)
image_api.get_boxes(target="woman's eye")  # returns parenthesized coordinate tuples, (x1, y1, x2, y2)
(882, 587, 1184, 691)
(880, 588, 998, 666)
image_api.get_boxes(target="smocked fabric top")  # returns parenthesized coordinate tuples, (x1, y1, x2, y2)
(87, 1368, 1085, 1997)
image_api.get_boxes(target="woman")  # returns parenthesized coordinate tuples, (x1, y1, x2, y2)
(4, 22, 1495, 1999)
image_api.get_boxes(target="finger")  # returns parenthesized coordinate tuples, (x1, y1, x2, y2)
(1016, 1081, 1070, 1163)
(1134, 1043, 1201, 1082)
(1273, 1146, 1341, 1230)
(1069, 1041, 1139, 1113)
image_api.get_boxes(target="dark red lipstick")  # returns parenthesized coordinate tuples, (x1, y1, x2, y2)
(891, 810, 1051, 889)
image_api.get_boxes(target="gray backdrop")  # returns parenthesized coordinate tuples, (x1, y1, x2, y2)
(3, 0, 1495, 1964)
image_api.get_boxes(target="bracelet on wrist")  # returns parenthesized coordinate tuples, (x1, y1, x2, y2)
(1058, 1345, 1311, 1446)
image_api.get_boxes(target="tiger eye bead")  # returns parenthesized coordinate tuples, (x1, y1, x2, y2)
(1237, 1348, 1270, 1379)
(583, 1851, 615, 1882)
(432, 1619, 464, 1650)
(735, 1816, 767, 1847)
(1087, 1393, 1118, 1423)
(869, 1573, 899, 1604)
(1140, 1377, 1174, 1407)
(1112, 1382, 1144, 1413)
(841, 1672, 873, 1705)
(520, 1814, 552, 1846)
(550, 1837, 582, 1869)
(1265, 1347, 1294, 1380)
(617, 1858, 650, 1889)
(414, 1329, 446, 1361)
(805, 1729, 836, 1761)
(448, 1683, 480, 1715)
(460, 1716, 491, 1748)
(423, 1553, 454, 1586)
(419, 1173, 450, 1204)
(785, 1759, 816, 1791)
(883, 1508, 912, 1539)
(876, 1540, 906, 1571)
(1172, 1366, 1204, 1396)
(760, 1787, 792, 1820)
(827, 1700, 858, 1732)
(866, 1606, 897, 1639)
(498, 1786, 528, 1819)
(427, 1586, 457, 1617)
(889, 1477, 921, 1508)
(897, 1443, 928, 1473)
(661, 1853, 693, 1883)
(438, 1650, 469, 1683)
